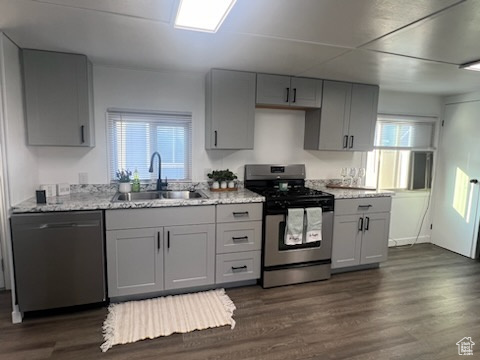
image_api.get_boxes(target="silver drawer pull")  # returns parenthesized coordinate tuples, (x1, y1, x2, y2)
(231, 265, 247, 271)
(233, 211, 249, 217)
(232, 236, 249, 242)
(358, 205, 372, 209)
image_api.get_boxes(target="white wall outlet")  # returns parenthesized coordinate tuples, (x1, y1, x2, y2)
(78, 172, 88, 184)
(56, 183, 70, 196)
(39, 184, 56, 197)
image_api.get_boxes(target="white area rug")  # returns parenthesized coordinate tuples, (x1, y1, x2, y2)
(100, 289, 236, 352)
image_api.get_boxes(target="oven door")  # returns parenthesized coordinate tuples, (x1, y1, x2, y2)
(264, 210, 333, 267)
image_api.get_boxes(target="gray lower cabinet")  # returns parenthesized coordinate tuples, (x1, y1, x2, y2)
(105, 206, 215, 298)
(164, 224, 215, 290)
(22, 49, 94, 147)
(205, 69, 256, 149)
(215, 203, 262, 284)
(304, 80, 378, 151)
(106, 228, 164, 297)
(256, 73, 322, 108)
(332, 197, 391, 269)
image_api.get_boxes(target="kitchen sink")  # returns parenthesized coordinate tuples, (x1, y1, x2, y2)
(112, 190, 206, 202)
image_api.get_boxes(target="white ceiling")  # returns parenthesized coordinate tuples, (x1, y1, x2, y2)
(1, 0, 480, 95)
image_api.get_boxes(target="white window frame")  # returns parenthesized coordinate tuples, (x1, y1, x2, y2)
(107, 109, 192, 183)
(366, 114, 437, 190)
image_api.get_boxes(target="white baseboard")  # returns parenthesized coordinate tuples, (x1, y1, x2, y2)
(389, 235, 431, 247)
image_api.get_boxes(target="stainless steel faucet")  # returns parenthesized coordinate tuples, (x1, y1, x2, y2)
(149, 151, 168, 190)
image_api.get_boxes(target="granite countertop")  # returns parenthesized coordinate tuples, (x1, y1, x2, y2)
(311, 186, 394, 199)
(11, 188, 265, 213)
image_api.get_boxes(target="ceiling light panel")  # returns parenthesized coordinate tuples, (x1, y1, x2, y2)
(174, 0, 236, 33)
(460, 61, 480, 72)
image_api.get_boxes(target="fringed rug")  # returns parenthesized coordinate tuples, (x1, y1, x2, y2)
(101, 289, 236, 352)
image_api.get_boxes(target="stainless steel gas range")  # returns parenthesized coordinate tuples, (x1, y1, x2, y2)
(245, 164, 334, 288)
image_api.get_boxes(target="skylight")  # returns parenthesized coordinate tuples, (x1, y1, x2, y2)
(174, 0, 237, 33)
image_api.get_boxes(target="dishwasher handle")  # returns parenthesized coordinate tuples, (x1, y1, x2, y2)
(33, 221, 100, 230)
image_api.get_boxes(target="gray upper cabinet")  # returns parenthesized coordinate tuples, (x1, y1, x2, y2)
(304, 80, 379, 151)
(22, 49, 94, 147)
(256, 73, 322, 108)
(348, 84, 379, 151)
(205, 69, 256, 149)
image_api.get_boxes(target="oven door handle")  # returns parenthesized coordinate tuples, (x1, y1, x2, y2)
(358, 217, 364, 231)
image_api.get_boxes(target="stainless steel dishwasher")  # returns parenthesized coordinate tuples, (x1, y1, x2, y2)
(11, 211, 106, 312)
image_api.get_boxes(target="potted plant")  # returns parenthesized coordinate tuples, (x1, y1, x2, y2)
(207, 169, 237, 190)
(116, 169, 132, 193)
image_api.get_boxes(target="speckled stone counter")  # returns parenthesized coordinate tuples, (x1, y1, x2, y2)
(309, 185, 394, 199)
(12, 188, 265, 213)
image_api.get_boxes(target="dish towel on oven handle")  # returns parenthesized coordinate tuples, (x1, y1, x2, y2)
(285, 208, 304, 245)
(305, 207, 322, 243)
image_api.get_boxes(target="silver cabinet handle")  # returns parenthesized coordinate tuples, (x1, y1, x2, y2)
(358, 217, 363, 231)
(343, 135, 348, 148)
(349, 135, 354, 148)
(157, 231, 161, 251)
(285, 87, 290, 102)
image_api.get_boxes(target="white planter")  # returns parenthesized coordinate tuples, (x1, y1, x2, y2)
(228, 181, 235, 188)
(220, 181, 227, 189)
(119, 182, 132, 193)
(211, 181, 220, 189)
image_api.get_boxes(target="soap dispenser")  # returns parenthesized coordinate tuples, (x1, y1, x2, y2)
(132, 168, 141, 192)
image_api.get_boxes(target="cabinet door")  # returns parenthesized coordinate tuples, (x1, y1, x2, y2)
(347, 84, 379, 151)
(164, 224, 215, 290)
(206, 69, 256, 149)
(360, 212, 390, 265)
(22, 49, 93, 146)
(256, 73, 291, 106)
(290, 77, 322, 108)
(106, 228, 164, 297)
(332, 214, 362, 269)
(318, 81, 352, 150)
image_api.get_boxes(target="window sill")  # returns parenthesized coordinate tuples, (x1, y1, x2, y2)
(387, 189, 431, 198)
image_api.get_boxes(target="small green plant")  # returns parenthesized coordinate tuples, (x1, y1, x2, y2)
(207, 169, 238, 182)
(116, 169, 132, 183)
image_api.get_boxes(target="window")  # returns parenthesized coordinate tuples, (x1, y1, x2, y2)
(107, 110, 192, 182)
(366, 114, 436, 190)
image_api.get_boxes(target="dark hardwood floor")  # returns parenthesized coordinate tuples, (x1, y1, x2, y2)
(1, 244, 479, 359)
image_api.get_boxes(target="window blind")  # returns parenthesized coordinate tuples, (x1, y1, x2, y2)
(107, 110, 192, 182)
(374, 114, 436, 150)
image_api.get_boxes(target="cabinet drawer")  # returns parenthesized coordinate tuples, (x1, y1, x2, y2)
(216, 221, 262, 254)
(106, 206, 215, 230)
(335, 197, 392, 216)
(216, 203, 262, 223)
(215, 251, 261, 284)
